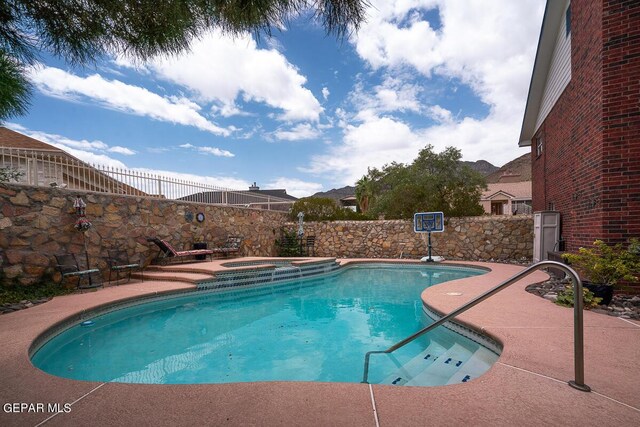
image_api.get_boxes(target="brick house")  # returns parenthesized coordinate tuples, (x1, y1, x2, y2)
(518, 0, 639, 251)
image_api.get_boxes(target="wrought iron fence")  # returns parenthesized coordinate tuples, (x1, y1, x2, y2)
(0, 147, 294, 211)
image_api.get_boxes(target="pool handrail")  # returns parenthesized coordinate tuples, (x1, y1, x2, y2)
(361, 260, 591, 392)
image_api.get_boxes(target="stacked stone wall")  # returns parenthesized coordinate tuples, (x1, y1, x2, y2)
(0, 183, 287, 285)
(1, 183, 534, 286)
(287, 215, 533, 261)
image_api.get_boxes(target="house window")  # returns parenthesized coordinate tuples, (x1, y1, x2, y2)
(512, 200, 532, 215)
(548, 202, 555, 211)
(565, 4, 571, 37)
(536, 136, 544, 157)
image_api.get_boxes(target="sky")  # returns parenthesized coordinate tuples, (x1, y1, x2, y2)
(6, 0, 546, 198)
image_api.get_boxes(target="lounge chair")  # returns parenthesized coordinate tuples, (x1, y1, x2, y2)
(107, 249, 142, 283)
(211, 235, 243, 258)
(54, 253, 103, 290)
(146, 237, 215, 264)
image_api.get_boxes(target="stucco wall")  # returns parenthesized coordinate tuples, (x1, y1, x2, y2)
(0, 183, 287, 285)
(287, 215, 533, 261)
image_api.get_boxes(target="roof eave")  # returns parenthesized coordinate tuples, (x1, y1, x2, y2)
(518, 0, 568, 146)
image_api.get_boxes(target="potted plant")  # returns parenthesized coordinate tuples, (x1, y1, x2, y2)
(562, 239, 639, 305)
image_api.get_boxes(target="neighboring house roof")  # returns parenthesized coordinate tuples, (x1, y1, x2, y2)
(0, 127, 147, 196)
(0, 127, 65, 152)
(179, 186, 297, 208)
(250, 189, 298, 201)
(481, 182, 532, 201)
(518, 0, 569, 147)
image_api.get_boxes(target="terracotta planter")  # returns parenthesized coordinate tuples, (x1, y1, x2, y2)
(583, 281, 614, 305)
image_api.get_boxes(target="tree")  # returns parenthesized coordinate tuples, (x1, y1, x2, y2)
(359, 145, 487, 219)
(289, 197, 365, 221)
(355, 175, 373, 213)
(0, 0, 369, 121)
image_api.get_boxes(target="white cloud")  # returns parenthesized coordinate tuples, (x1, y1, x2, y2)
(322, 87, 330, 100)
(5, 124, 249, 190)
(28, 65, 231, 136)
(305, 0, 543, 185)
(303, 115, 424, 185)
(138, 31, 323, 122)
(108, 146, 136, 155)
(266, 177, 323, 198)
(427, 105, 453, 124)
(179, 143, 234, 158)
(5, 123, 132, 167)
(273, 123, 322, 141)
(349, 76, 423, 118)
(132, 168, 250, 191)
(354, 0, 543, 118)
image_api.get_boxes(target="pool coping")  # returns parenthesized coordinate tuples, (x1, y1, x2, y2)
(1, 259, 639, 426)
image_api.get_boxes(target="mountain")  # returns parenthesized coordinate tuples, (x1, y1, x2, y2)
(461, 159, 500, 176)
(310, 186, 356, 203)
(485, 153, 531, 183)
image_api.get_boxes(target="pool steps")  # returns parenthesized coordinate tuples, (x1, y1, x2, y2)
(135, 259, 340, 289)
(381, 341, 447, 386)
(445, 347, 497, 385)
(381, 343, 498, 386)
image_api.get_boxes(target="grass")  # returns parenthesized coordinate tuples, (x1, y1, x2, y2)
(0, 282, 73, 305)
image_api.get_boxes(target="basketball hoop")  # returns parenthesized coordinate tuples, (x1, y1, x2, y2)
(414, 212, 445, 262)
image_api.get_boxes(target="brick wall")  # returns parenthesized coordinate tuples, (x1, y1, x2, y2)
(531, 0, 640, 251)
(601, 0, 640, 244)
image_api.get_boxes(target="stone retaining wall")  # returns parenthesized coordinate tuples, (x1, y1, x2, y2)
(0, 183, 287, 285)
(1, 182, 534, 286)
(287, 216, 533, 260)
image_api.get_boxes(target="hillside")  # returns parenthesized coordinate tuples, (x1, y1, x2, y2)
(461, 159, 499, 176)
(485, 153, 531, 183)
(310, 186, 356, 203)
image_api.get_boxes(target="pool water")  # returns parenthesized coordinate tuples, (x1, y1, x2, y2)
(32, 264, 494, 385)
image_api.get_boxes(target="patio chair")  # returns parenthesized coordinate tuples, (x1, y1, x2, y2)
(304, 235, 316, 257)
(211, 235, 243, 258)
(146, 237, 214, 264)
(107, 249, 142, 283)
(54, 253, 103, 290)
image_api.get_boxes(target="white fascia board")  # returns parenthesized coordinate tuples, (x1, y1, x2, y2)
(518, 0, 569, 146)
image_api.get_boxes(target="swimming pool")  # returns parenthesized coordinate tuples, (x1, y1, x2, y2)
(31, 264, 499, 386)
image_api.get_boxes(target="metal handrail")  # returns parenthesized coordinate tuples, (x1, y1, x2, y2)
(361, 260, 591, 392)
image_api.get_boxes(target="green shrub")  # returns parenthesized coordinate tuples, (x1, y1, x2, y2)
(0, 280, 72, 305)
(275, 228, 302, 257)
(0, 270, 71, 304)
(289, 197, 368, 221)
(562, 239, 640, 288)
(554, 285, 602, 309)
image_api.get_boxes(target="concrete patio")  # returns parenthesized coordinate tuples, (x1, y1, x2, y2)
(0, 259, 638, 426)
